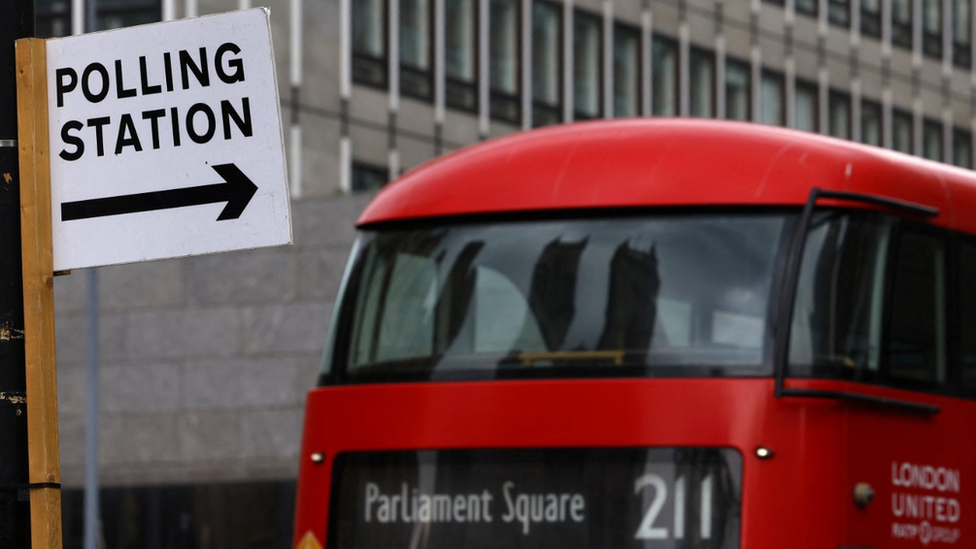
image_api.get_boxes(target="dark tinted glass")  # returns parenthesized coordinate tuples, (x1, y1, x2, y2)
(958, 242, 976, 395)
(887, 232, 946, 384)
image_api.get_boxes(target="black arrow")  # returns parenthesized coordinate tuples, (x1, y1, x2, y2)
(61, 163, 258, 222)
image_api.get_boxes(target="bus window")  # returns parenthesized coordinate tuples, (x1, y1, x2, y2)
(789, 212, 892, 378)
(887, 231, 947, 385)
(958, 241, 976, 395)
(334, 214, 787, 382)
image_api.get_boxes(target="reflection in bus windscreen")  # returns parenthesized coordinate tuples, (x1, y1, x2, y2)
(331, 448, 742, 549)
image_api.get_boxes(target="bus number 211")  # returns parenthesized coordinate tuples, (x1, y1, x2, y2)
(634, 474, 714, 541)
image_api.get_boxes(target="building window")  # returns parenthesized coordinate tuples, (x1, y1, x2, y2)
(37, 0, 71, 37)
(401, 0, 433, 100)
(923, 120, 944, 161)
(574, 10, 602, 119)
(532, 0, 562, 127)
(37, 0, 161, 37)
(353, 0, 388, 88)
(490, 0, 521, 123)
(861, 99, 883, 146)
(892, 109, 914, 154)
(829, 90, 852, 139)
(796, 0, 818, 16)
(795, 80, 819, 132)
(725, 58, 751, 121)
(614, 24, 641, 118)
(829, 0, 851, 27)
(923, 0, 943, 57)
(953, 0, 972, 68)
(760, 70, 785, 126)
(446, 0, 478, 111)
(652, 35, 679, 116)
(861, 0, 881, 37)
(954, 128, 973, 168)
(352, 162, 390, 192)
(892, 0, 913, 48)
(689, 47, 715, 118)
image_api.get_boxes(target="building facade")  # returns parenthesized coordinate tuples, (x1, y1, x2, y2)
(37, 0, 976, 546)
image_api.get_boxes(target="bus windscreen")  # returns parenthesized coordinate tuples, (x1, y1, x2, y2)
(331, 214, 788, 382)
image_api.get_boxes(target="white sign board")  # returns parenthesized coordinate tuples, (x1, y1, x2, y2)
(45, 9, 291, 271)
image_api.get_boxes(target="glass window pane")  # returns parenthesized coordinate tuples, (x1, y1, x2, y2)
(893, 110, 914, 154)
(352, 163, 389, 192)
(888, 232, 946, 385)
(958, 242, 976, 395)
(861, 0, 882, 36)
(354, 0, 385, 56)
(689, 48, 715, 118)
(829, 0, 851, 26)
(532, 0, 561, 116)
(923, 121, 944, 161)
(761, 71, 784, 126)
(652, 36, 678, 117)
(401, 0, 431, 69)
(795, 82, 818, 132)
(829, 91, 851, 139)
(446, 0, 476, 82)
(861, 100, 883, 146)
(789, 213, 892, 374)
(574, 12, 602, 119)
(954, 0, 971, 43)
(953, 129, 972, 168)
(614, 25, 641, 118)
(725, 60, 751, 121)
(796, 0, 818, 15)
(490, 0, 519, 95)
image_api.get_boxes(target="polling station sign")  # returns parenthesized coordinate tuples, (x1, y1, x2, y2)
(43, 9, 291, 271)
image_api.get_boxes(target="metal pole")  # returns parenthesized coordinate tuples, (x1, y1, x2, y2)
(82, 1, 102, 545)
(83, 270, 98, 549)
(0, 1, 34, 548)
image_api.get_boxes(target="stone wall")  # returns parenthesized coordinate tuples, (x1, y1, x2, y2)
(54, 193, 372, 487)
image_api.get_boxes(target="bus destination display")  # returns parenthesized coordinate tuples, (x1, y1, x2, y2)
(331, 448, 742, 549)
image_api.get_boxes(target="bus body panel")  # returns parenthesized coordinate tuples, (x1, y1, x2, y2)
(294, 378, 972, 548)
(357, 120, 976, 234)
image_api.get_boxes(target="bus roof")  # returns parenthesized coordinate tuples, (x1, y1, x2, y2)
(358, 119, 976, 234)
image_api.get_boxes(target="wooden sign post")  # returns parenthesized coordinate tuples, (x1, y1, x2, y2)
(15, 37, 62, 549)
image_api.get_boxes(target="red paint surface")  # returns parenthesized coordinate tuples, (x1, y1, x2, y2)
(295, 379, 974, 548)
(297, 120, 976, 547)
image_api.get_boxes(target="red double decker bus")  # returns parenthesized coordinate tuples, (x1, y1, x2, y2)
(294, 119, 976, 549)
